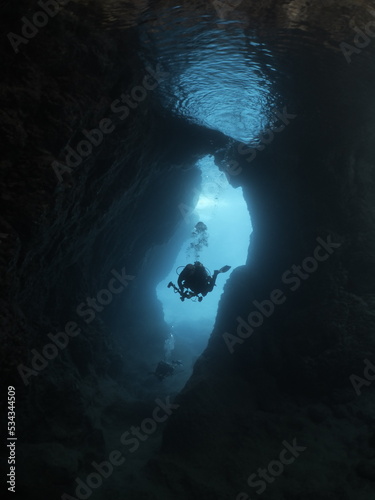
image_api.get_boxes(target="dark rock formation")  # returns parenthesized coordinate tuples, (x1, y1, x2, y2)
(1, 1, 375, 499)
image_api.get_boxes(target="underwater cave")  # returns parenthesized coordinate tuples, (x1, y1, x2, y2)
(1, 1, 375, 499)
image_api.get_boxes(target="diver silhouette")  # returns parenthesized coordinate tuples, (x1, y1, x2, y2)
(168, 261, 231, 302)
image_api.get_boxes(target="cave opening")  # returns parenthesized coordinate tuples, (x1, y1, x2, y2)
(4, 2, 375, 499)
(155, 154, 252, 378)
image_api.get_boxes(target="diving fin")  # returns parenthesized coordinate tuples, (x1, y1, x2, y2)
(219, 265, 231, 273)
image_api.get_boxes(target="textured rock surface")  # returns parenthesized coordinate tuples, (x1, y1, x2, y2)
(1, 1, 375, 499)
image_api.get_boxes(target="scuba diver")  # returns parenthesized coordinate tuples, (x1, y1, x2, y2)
(168, 261, 231, 302)
(150, 360, 183, 381)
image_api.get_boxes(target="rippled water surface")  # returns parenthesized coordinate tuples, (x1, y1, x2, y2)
(101, 1, 375, 142)
(138, 7, 283, 142)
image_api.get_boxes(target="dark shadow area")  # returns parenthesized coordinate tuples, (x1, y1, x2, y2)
(1, 1, 375, 499)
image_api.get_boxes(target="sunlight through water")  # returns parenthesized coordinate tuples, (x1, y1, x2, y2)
(156, 155, 252, 332)
(139, 6, 281, 143)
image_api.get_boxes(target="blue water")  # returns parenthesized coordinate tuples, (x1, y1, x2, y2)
(139, 6, 281, 143)
(156, 155, 252, 334)
(139, 4, 282, 349)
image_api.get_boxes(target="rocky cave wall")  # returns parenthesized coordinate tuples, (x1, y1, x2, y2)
(1, 1, 375, 499)
(1, 2, 225, 496)
(143, 20, 375, 500)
